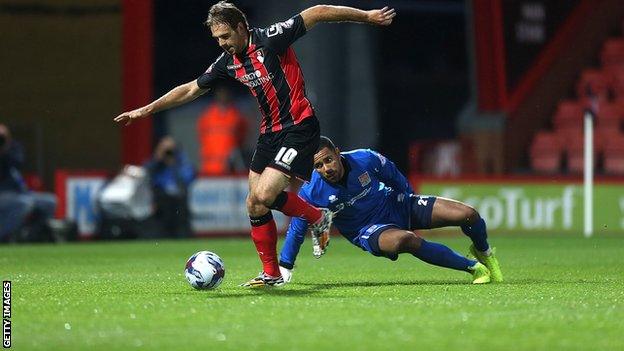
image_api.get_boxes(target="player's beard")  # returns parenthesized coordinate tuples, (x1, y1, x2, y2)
(325, 171, 339, 183)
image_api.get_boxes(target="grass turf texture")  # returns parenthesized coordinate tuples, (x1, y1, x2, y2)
(1, 235, 623, 350)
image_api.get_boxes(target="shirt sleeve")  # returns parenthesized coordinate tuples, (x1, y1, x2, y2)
(278, 187, 313, 268)
(368, 150, 414, 194)
(196, 53, 228, 90)
(278, 217, 309, 269)
(263, 14, 307, 54)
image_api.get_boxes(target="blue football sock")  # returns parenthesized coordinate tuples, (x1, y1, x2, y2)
(413, 239, 477, 272)
(461, 217, 490, 252)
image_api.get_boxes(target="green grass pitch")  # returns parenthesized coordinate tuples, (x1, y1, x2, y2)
(1, 234, 623, 350)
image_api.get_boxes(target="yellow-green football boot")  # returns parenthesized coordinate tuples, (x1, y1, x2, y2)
(469, 262, 491, 284)
(469, 245, 503, 282)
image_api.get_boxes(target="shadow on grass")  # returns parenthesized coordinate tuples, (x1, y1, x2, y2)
(299, 278, 613, 289)
(164, 278, 614, 299)
(298, 280, 469, 289)
(180, 286, 329, 299)
(501, 278, 615, 285)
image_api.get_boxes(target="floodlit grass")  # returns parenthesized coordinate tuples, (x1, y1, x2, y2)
(1, 234, 622, 350)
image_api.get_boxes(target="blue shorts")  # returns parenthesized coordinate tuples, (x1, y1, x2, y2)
(409, 194, 437, 230)
(356, 224, 400, 261)
(355, 195, 437, 260)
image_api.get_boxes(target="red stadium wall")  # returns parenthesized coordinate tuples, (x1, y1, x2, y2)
(121, 0, 153, 165)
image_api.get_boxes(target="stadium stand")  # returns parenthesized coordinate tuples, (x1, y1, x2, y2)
(529, 131, 562, 173)
(530, 21, 624, 174)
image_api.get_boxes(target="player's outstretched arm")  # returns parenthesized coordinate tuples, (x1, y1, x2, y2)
(300, 5, 396, 30)
(113, 81, 207, 126)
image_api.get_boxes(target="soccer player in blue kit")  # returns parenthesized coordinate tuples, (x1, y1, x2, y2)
(278, 137, 503, 284)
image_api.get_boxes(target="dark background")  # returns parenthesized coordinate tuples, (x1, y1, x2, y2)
(152, 0, 469, 172)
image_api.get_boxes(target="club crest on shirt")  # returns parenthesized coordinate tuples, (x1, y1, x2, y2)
(328, 195, 338, 203)
(256, 49, 265, 63)
(358, 172, 371, 187)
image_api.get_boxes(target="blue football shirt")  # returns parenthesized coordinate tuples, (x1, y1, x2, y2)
(279, 149, 414, 266)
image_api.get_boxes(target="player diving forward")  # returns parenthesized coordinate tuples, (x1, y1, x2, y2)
(114, 2, 396, 287)
(278, 136, 503, 284)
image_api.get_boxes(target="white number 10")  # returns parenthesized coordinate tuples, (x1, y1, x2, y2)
(275, 147, 298, 165)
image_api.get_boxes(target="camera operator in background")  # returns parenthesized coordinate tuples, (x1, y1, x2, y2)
(145, 136, 196, 238)
(0, 123, 57, 242)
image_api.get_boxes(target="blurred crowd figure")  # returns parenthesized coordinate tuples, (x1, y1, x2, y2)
(0, 123, 57, 242)
(197, 86, 248, 175)
(145, 136, 196, 238)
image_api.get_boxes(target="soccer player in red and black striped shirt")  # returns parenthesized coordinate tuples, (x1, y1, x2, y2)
(114, 1, 395, 287)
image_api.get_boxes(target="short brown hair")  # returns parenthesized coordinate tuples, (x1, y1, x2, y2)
(205, 1, 248, 30)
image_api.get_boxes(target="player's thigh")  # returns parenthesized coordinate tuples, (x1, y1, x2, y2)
(253, 167, 291, 203)
(378, 228, 421, 254)
(289, 177, 304, 193)
(358, 224, 402, 260)
(248, 170, 261, 193)
(430, 197, 478, 228)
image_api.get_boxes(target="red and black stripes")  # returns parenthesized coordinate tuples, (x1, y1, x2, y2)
(231, 36, 314, 134)
(279, 47, 314, 127)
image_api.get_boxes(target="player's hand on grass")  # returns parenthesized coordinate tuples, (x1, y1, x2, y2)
(114, 107, 148, 126)
(279, 265, 293, 283)
(311, 230, 330, 259)
(366, 6, 396, 26)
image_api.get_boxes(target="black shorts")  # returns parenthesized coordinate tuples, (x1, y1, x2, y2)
(250, 116, 320, 181)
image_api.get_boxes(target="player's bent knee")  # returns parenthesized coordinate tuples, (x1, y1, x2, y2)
(256, 192, 277, 207)
(462, 206, 480, 225)
(246, 194, 268, 217)
(396, 232, 422, 254)
(392, 231, 422, 254)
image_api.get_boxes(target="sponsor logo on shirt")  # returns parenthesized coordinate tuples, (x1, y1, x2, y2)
(227, 63, 242, 70)
(236, 70, 274, 88)
(333, 187, 371, 214)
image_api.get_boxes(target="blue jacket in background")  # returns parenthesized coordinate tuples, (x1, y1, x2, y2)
(145, 151, 196, 197)
(0, 141, 27, 193)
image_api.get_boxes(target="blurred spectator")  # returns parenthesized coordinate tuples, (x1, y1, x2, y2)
(0, 123, 57, 242)
(197, 86, 248, 174)
(145, 136, 196, 238)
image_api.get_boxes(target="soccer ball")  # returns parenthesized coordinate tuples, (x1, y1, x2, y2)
(184, 251, 225, 290)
